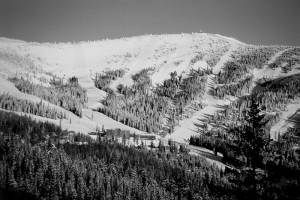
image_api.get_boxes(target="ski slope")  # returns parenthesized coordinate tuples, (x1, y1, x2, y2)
(0, 33, 299, 142)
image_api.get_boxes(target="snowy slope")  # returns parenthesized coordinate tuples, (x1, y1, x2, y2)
(0, 33, 299, 142)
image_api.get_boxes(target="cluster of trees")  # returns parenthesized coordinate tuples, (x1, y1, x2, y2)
(213, 60, 253, 99)
(233, 46, 281, 69)
(269, 47, 300, 72)
(100, 92, 167, 133)
(0, 94, 66, 119)
(156, 68, 209, 128)
(212, 75, 253, 99)
(99, 68, 209, 134)
(116, 68, 155, 95)
(156, 68, 210, 110)
(190, 134, 240, 164)
(100, 68, 169, 133)
(253, 73, 300, 112)
(215, 61, 249, 84)
(94, 69, 126, 92)
(10, 76, 87, 117)
(189, 53, 204, 66)
(206, 45, 230, 68)
(0, 110, 63, 144)
(191, 98, 300, 199)
(131, 68, 154, 92)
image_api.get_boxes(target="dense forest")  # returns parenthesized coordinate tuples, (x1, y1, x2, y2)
(0, 110, 63, 144)
(10, 76, 87, 117)
(232, 46, 283, 68)
(0, 110, 236, 200)
(0, 93, 66, 119)
(1, 100, 300, 200)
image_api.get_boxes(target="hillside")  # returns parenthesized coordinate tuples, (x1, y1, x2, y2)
(0, 33, 299, 143)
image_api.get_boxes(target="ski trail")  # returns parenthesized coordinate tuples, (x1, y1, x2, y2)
(251, 47, 300, 140)
(265, 48, 300, 140)
(166, 44, 239, 143)
(252, 47, 293, 82)
(267, 47, 291, 65)
(270, 102, 300, 140)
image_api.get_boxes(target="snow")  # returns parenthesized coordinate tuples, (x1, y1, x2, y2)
(252, 47, 296, 82)
(188, 145, 229, 170)
(0, 33, 299, 143)
(0, 34, 234, 135)
(251, 48, 300, 140)
(167, 43, 239, 143)
(270, 101, 300, 140)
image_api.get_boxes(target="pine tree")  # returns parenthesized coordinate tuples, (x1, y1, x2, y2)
(239, 97, 268, 199)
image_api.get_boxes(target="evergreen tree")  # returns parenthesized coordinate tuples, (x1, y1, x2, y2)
(239, 97, 268, 199)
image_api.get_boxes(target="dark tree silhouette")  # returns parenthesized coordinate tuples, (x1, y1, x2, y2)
(239, 97, 268, 198)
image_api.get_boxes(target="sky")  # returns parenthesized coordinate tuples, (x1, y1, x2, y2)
(0, 0, 299, 45)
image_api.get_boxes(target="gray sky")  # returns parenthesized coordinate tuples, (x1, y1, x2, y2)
(0, 0, 299, 45)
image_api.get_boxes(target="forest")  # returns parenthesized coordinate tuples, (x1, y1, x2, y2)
(0, 110, 63, 144)
(10, 76, 87, 117)
(1, 99, 300, 199)
(0, 93, 66, 120)
(0, 110, 236, 200)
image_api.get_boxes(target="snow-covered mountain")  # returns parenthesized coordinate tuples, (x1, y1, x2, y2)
(0, 33, 299, 143)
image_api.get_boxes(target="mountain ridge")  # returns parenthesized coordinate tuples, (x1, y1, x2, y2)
(0, 32, 299, 143)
